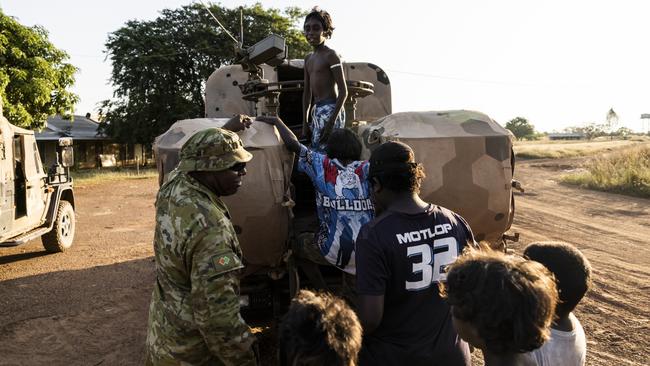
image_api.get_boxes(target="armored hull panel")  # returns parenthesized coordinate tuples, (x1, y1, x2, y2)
(204, 61, 392, 124)
(360, 111, 514, 243)
(154, 119, 294, 267)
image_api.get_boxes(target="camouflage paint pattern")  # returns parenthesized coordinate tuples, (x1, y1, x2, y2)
(342, 62, 392, 123)
(145, 169, 256, 365)
(359, 110, 515, 245)
(204, 61, 391, 124)
(162, 61, 514, 270)
(177, 127, 252, 172)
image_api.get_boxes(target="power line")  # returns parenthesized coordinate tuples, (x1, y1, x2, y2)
(385, 69, 618, 90)
(385, 69, 552, 88)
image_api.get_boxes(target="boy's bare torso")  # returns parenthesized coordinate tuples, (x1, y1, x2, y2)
(305, 46, 338, 103)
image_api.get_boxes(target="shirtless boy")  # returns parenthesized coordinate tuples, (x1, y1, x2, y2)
(303, 7, 348, 152)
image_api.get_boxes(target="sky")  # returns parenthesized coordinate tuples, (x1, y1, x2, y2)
(2, 0, 649, 132)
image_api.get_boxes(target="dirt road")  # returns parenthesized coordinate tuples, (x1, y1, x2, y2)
(510, 158, 650, 365)
(0, 158, 648, 365)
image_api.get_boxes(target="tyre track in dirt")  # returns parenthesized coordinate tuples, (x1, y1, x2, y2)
(512, 159, 650, 366)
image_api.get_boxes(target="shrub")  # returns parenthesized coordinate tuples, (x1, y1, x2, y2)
(562, 146, 650, 198)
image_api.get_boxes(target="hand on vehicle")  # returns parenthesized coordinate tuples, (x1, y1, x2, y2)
(223, 114, 253, 132)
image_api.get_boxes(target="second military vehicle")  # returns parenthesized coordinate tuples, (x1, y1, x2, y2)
(0, 100, 76, 253)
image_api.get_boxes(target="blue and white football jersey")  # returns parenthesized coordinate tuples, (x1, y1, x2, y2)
(298, 145, 374, 274)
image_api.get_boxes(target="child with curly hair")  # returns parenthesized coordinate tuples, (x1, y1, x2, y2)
(442, 249, 558, 366)
(302, 7, 348, 152)
(523, 241, 592, 366)
(279, 290, 362, 366)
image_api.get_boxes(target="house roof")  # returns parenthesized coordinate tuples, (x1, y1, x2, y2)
(548, 132, 586, 138)
(35, 115, 109, 141)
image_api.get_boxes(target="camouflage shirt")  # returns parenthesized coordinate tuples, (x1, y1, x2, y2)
(146, 170, 256, 365)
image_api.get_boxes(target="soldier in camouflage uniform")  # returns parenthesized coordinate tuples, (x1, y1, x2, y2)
(145, 120, 257, 365)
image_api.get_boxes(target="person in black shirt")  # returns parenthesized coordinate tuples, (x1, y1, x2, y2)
(355, 141, 476, 366)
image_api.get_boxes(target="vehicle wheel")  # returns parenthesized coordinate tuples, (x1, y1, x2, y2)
(42, 200, 75, 253)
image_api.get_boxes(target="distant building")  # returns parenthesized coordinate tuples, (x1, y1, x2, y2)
(547, 132, 586, 140)
(35, 114, 152, 168)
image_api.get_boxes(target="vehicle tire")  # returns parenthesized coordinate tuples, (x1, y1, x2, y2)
(42, 200, 75, 253)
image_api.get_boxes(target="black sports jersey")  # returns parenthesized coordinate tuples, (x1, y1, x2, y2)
(356, 204, 476, 366)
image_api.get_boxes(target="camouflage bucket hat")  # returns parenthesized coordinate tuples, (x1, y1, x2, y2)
(178, 128, 252, 172)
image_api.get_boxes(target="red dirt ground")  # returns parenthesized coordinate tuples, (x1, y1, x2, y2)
(0, 157, 648, 365)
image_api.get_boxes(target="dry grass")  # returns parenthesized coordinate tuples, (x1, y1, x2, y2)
(72, 167, 158, 186)
(514, 139, 647, 159)
(561, 145, 650, 198)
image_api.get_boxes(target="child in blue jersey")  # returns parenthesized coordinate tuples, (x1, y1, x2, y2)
(256, 116, 373, 275)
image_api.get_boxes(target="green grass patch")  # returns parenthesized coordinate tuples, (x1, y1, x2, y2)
(514, 139, 646, 160)
(516, 148, 589, 159)
(72, 167, 158, 186)
(561, 146, 650, 198)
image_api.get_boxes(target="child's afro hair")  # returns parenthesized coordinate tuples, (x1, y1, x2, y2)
(524, 241, 591, 317)
(305, 7, 335, 38)
(442, 249, 558, 354)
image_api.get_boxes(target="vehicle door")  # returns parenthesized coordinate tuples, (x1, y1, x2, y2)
(0, 131, 13, 236)
(19, 135, 47, 226)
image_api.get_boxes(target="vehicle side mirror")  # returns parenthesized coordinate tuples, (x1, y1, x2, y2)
(61, 146, 74, 167)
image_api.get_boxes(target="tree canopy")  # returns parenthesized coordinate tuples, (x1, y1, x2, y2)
(505, 117, 536, 140)
(606, 107, 619, 133)
(100, 3, 310, 144)
(0, 11, 78, 129)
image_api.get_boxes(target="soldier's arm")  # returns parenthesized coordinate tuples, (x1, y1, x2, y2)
(302, 54, 313, 138)
(189, 229, 256, 366)
(319, 51, 348, 144)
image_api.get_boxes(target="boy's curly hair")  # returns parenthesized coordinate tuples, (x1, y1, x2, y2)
(524, 241, 591, 318)
(441, 249, 558, 354)
(305, 7, 335, 38)
(368, 141, 426, 193)
(279, 290, 362, 366)
(326, 128, 362, 161)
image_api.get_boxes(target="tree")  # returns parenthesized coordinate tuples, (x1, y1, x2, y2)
(0, 12, 78, 129)
(606, 107, 619, 133)
(100, 3, 310, 144)
(505, 117, 535, 140)
(564, 123, 606, 140)
(615, 126, 633, 137)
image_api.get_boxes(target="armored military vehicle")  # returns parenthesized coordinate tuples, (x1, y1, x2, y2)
(0, 100, 76, 253)
(155, 35, 516, 309)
